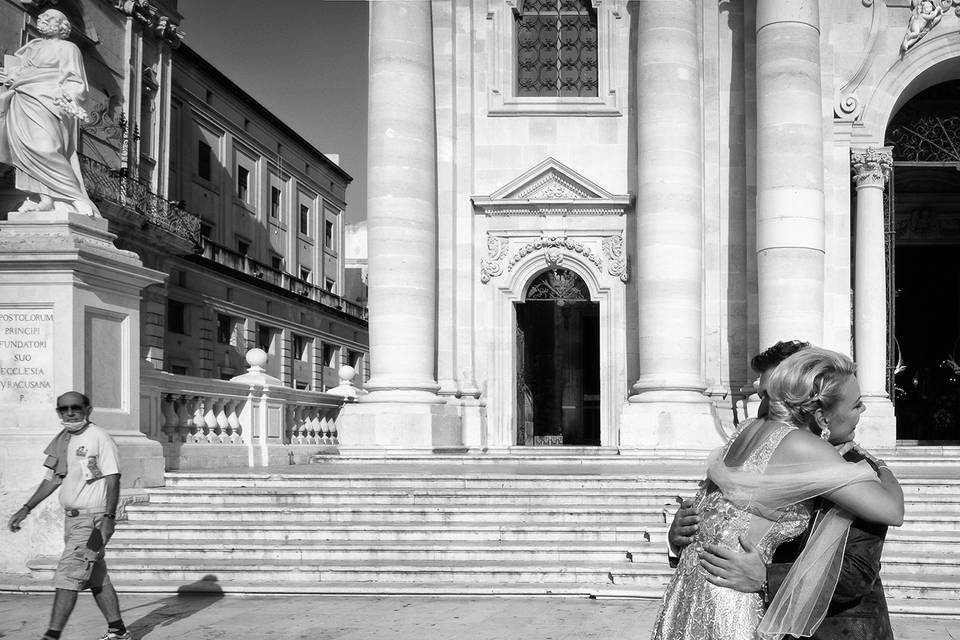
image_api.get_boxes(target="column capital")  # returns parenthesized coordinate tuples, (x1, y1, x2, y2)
(851, 146, 893, 188)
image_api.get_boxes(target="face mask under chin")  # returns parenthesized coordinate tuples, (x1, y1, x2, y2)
(61, 419, 88, 432)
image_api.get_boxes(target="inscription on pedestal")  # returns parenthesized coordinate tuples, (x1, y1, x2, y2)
(0, 309, 55, 407)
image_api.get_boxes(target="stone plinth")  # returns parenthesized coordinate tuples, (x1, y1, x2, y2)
(337, 401, 464, 454)
(0, 210, 165, 573)
(620, 397, 725, 451)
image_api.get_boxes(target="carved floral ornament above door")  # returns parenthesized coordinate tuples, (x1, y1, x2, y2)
(472, 157, 631, 284)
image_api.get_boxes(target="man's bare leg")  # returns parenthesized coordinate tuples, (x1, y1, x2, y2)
(46, 588, 78, 634)
(91, 583, 123, 622)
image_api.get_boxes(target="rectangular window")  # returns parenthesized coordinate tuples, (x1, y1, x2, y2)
(325, 278, 336, 293)
(271, 255, 283, 271)
(300, 267, 311, 283)
(324, 219, 334, 250)
(322, 343, 339, 368)
(168, 300, 187, 335)
(198, 139, 212, 180)
(299, 204, 310, 235)
(237, 166, 249, 201)
(256, 324, 274, 352)
(237, 240, 250, 256)
(293, 334, 310, 360)
(270, 186, 281, 218)
(516, 0, 598, 98)
(216, 313, 234, 344)
(347, 349, 363, 369)
(200, 222, 213, 238)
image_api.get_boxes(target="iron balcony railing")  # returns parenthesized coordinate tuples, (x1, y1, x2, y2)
(79, 155, 201, 245)
(199, 238, 368, 322)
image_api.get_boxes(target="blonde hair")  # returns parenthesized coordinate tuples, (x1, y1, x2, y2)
(765, 347, 857, 432)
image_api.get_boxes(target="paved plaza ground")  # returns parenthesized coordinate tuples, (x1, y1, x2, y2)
(0, 594, 958, 640)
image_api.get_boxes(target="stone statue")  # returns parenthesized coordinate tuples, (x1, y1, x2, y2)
(0, 9, 100, 216)
(901, 0, 944, 55)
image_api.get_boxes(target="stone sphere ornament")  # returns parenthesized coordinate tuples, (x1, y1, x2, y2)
(0, 9, 101, 217)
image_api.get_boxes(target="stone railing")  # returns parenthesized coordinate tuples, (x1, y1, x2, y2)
(79, 155, 201, 245)
(141, 349, 359, 468)
(199, 238, 368, 321)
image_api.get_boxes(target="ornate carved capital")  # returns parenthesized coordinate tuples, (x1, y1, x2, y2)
(851, 146, 893, 188)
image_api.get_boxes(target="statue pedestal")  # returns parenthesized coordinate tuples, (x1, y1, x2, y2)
(0, 211, 165, 574)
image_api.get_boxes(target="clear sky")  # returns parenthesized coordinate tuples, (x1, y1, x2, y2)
(177, 0, 369, 223)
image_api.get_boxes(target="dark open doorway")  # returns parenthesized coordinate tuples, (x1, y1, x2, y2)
(515, 269, 600, 446)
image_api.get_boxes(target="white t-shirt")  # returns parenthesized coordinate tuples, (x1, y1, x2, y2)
(56, 423, 120, 509)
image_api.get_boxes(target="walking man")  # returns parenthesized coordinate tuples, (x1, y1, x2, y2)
(7, 391, 132, 640)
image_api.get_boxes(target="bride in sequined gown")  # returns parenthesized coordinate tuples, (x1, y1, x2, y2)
(650, 348, 905, 640)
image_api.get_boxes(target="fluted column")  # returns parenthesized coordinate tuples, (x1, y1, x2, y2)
(755, 0, 825, 348)
(630, 0, 705, 401)
(363, 0, 440, 403)
(851, 147, 896, 446)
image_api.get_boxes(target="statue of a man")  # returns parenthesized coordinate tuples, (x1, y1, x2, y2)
(0, 9, 100, 217)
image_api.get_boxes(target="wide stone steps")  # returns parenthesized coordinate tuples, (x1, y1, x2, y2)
(124, 503, 674, 524)
(23, 460, 957, 618)
(112, 520, 657, 543)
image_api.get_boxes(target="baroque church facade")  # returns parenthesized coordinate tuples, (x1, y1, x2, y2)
(346, 0, 960, 453)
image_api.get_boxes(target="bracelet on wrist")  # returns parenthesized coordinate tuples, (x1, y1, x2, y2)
(103, 513, 116, 519)
(22, 504, 33, 512)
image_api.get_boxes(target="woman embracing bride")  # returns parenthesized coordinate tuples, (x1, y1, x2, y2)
(651, 347, 904, 640)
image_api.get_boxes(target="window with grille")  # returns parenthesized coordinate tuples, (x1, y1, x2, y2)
(515, 0, 598, 98)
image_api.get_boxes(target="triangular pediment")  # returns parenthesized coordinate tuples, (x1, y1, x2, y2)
(472, 158, 631, 217)
(490, 158, 615, 200)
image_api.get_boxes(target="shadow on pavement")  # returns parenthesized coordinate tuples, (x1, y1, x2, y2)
(126, 575, 224, 638)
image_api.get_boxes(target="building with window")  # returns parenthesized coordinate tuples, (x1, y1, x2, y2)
(347, 0, 960, 453)
(0, 1, 368, 440)
(161, 43, 366, 389)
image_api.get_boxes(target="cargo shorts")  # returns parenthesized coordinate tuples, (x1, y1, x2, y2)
(52, 510, 112, 591)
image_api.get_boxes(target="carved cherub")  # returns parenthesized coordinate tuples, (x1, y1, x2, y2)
(901, 0, 944, 54)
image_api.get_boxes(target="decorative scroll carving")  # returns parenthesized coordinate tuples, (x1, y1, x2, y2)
(507, 236, 603, 273)
(480, 235, 509, 283)
(602, 235, 629, 282)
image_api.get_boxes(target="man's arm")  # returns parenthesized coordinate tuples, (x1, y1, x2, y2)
(7, 475, 62, 532)
(667, 499, 700, 567)
(99, 473, 120, 544)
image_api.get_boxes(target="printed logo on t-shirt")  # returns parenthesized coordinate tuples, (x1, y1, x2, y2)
(75, 445, 87, 457)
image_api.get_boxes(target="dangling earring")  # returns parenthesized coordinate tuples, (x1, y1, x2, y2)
(820, 427, 831, 441)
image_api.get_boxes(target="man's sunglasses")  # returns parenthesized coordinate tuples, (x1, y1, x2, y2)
(56, 404, 87, 412)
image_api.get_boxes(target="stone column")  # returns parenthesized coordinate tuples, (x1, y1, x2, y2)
(621, 0, 720, 450)
(338, 1, 460, 452)
(851, 147, 896, 447)
(755, 0, 825, 348)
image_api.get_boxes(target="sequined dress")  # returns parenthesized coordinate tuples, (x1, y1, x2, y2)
(651, 423, 813, 640)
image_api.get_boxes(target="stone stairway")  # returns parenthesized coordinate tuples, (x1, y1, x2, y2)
(21, 454, 960, 616)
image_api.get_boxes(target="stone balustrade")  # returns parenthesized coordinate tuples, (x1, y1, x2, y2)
(141, 350, 356, 469)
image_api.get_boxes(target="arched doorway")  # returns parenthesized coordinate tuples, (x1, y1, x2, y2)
(515, 268, 600, 446)
(885, 80, 960, 443)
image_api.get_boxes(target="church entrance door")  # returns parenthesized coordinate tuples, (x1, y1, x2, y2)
(885, 80, 960, 443)
(515, 269, 600, 446)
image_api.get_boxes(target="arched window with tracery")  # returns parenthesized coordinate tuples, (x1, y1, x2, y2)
(515, 0, 598, 98)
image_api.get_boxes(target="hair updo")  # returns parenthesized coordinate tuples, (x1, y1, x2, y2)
(764, 347, 857, 432)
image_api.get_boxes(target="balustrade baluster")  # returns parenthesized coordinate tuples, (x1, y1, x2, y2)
(215, 401, 230, 444)
(204, 399, 220, 443)
(160, 394, 180, 442)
